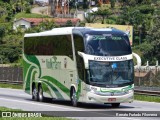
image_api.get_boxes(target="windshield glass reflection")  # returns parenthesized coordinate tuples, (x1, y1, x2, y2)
(85, 34, 131, 56)
(88, 60, 134, 87)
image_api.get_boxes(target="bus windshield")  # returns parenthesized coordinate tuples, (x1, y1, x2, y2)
(85, 34, 131, 56)
(88, 60, 134, 87)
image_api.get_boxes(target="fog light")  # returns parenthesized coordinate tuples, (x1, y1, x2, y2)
(88, 97, 92, 100)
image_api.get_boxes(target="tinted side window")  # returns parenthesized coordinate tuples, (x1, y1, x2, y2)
(24, 35, 73, 59)
(73, 34, 85, 81)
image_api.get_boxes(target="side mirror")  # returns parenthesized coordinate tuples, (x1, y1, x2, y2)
(77, 51, 89, 69)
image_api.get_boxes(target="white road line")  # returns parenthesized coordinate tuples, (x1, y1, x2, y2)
(0, 98, 115, 117)
(122, 117, 141, 120)
(0, 98, 141, 119)
(0, 88, 22, 91)
(0, 98, 81, 111)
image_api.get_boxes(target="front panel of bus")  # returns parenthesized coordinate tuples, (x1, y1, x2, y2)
(74, 29, 134, 104)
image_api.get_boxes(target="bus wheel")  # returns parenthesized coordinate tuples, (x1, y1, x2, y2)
(71, 88, 78, 107)
(111, 103, 120, 108)
(38, 85, 44, 102)
(32, 86, 38, 101)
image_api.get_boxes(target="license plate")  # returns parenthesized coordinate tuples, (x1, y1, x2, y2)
(108, 98, 116, 102)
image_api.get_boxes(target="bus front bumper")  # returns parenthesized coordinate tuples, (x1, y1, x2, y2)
(85, 91, 134, 104)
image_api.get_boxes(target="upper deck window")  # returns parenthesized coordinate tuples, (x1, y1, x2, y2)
(85, 33, 131, 56)
(24, 35, 73, 59)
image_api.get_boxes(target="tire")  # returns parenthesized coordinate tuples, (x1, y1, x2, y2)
(38, 85, 45, 102)
(71, 88, 78, 107)
(32, 86, 38, 101)
(111, 103, 120, 108)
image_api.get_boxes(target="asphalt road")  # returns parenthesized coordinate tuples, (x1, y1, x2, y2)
(0, 88, 159, 120)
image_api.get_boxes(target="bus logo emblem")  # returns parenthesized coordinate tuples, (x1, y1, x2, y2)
(111, 92, 114, 96)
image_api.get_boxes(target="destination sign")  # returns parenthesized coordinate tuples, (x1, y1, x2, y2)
(93, 55, 131, 61)
(78, 52, 133, 63)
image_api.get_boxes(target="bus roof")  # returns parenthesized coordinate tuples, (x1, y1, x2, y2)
(24, 27, 74, 37)
(24, 27, 125, 37)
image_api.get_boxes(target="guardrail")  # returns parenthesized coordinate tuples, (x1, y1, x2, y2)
(134, 89, 160, 96)
(0, 67, 23, 84)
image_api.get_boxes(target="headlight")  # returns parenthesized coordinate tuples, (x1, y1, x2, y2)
(86, 86, 98, 93)
(91, 87, 97, 92)
(128, 89, 134, 93)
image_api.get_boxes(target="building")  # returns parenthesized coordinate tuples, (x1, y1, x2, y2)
(34, 0, 49, 6)
(13, 18, 80, 30)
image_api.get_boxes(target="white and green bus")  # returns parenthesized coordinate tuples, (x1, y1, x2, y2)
(23, 27, 134, 107)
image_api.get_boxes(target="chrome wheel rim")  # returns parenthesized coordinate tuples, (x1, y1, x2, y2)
(39, 87, 43, 101)
(72, 90, 77, 106)
(32, 88, 37, 100)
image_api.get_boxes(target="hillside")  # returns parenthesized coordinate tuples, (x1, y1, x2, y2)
(0, 0, 160, 65)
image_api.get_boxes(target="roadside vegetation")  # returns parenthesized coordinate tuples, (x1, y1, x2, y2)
(15, 12, 50, 19)
(0, 106, 21, 111)
(0, 83, 160, 103)
(0, 83, 22, 89)
(0, 0, 160, 65)
(134, 94, 160, 103)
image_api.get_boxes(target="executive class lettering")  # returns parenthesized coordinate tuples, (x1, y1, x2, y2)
(94, 56, 128, 61)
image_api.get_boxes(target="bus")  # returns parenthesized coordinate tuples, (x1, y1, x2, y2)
(23, 27, 134, 107)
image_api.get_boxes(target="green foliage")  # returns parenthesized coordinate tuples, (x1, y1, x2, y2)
(0, 83, 22, 89)
(65, 20, 73, 27)
(15, 12, 50, 19)
(83, 0, 89, 9)
(79, 21, 86, 27)
(145, 14, 160, 64)
(0, 26, 5, 38)
(142, 0, 152, 4)
(110, 0, 116, 8)
(93, 8, 112, 24)
(135, 94, 160, 102)
(84, 13, 97, 23)
(25, 6, 31, 13)
(138, 5, 154, 14)
(0, 0, 159, 65)
(25, 20, 58, 33)
(39, 20, 58, 31)
(0, 45, 22, 63)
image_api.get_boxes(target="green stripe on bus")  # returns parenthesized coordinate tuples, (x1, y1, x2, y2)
(41, 82, 53, 98)
(41, 80, 64, 99)
(25, 66, 36, 92)
(100, 85, 133, 93)
(41, 76, 70, 97)
(25, 55, 42, 78)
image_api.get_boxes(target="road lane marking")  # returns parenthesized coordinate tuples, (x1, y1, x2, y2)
(0, 88, 23, 91)
(0, 98, 142, 119)
(0, 97, 81, 111)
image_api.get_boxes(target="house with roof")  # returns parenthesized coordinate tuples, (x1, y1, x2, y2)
(13, 18, 80, 30)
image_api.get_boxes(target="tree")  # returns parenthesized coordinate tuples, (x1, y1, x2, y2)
(110, 0, 116, 8)
(0, 26, 5, 43)
(65, 20, 73, 27)
(92, 8, 112, 24)
(83, 0, 89, 9)
(49, 0, 56, 16)
(84, 13, 97, 23)
(40, 20, 58, 30)
(117, 5, 154, 45)
(25, 6, 31, 13)
(0, 6, 5, 17)
(147, 14, 160, 62)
